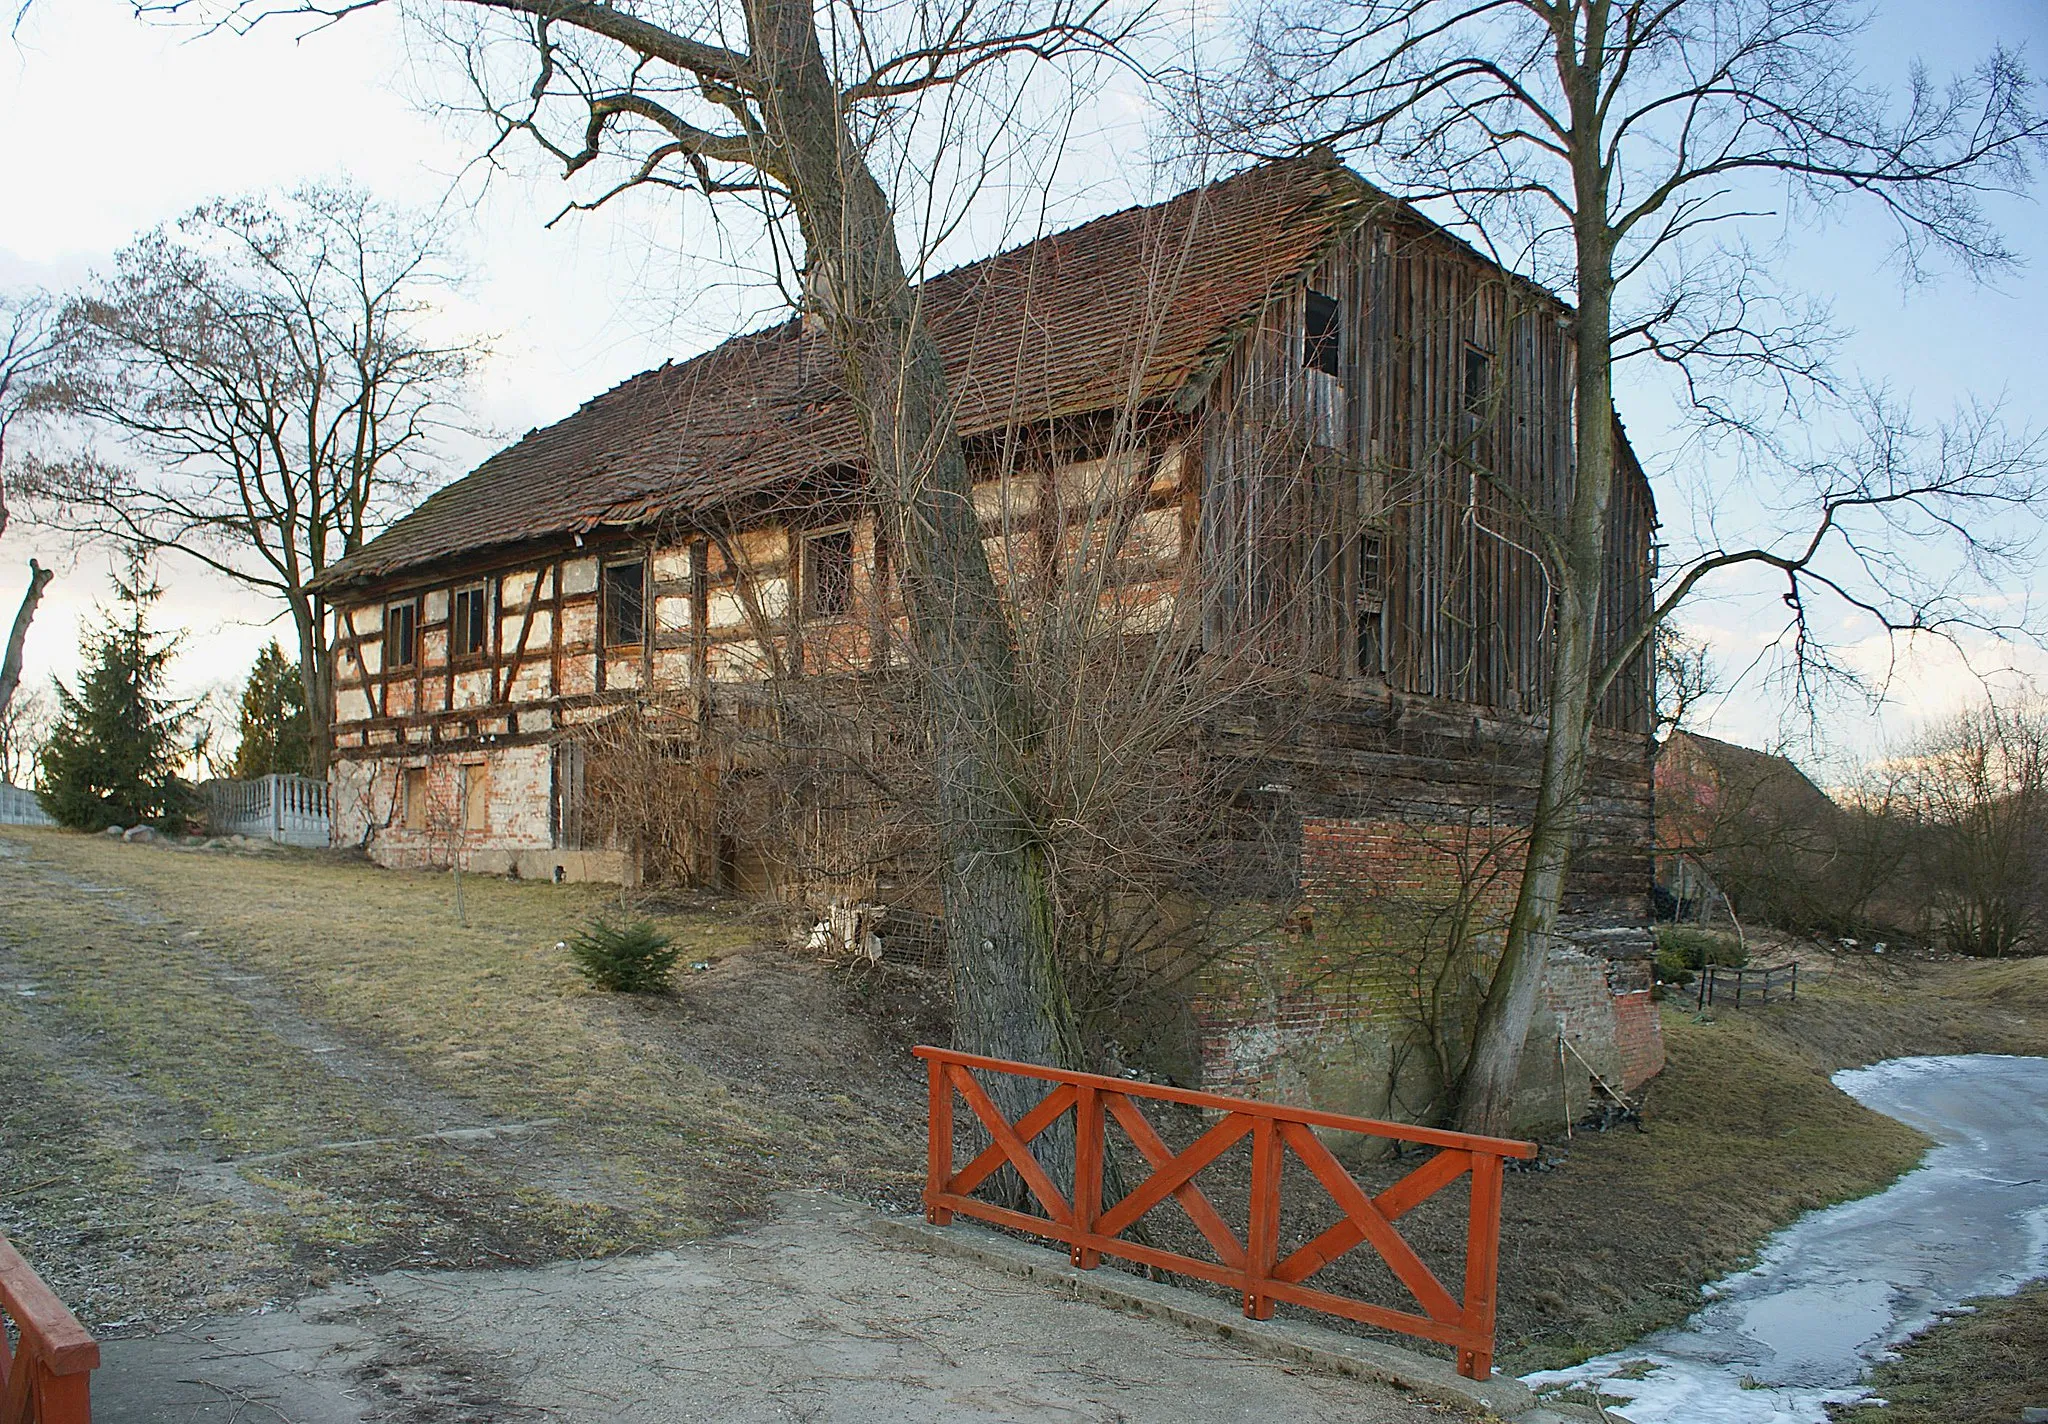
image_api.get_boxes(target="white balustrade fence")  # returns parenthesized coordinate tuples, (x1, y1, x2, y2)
(0, 782, 54, 826)
(209, 774, 331, 848)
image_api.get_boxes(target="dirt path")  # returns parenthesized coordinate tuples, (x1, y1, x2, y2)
(0, 826, 941, 1325)
(91, 1192, 1440, 1423)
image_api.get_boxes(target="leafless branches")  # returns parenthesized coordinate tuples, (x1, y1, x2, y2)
(1892, 696, 2047, 958)
(0, 290, 63, 722)
(30, 186, 480, 770)
(1186, 0, 2048, 1133)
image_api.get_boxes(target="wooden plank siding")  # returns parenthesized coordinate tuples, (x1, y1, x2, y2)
(323, 199, 1654, 908)
(1197, 213, 1653, 736)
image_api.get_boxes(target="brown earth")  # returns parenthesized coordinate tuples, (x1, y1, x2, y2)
(0, 825, 939, 1332)
(5, 823, 2042, 1400)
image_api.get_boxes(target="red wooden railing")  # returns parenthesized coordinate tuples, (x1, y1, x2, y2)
(0, 1233, 98, 1424)
(916, 1046, 1537, 1380)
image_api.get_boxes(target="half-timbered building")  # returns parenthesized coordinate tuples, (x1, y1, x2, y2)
(312, 155, 1664, 1121)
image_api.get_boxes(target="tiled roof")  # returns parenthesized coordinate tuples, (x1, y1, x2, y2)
(317, 154, 1371, 592)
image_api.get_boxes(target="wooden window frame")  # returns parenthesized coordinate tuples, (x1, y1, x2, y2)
(384, 597, 419, 671)
(1304, 290, 1341, 377)
(601, 557, 648, 650)
(801, 525, 856, 623)
(402, 766, 430, 831)
(451, 581, 490, 662)
(459, 761, 490, 834)
(1463, 344, 1493, 414)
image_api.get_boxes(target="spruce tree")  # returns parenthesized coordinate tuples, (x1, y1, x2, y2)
(229, 641, 312, 779)
(38, 559, 193, 831)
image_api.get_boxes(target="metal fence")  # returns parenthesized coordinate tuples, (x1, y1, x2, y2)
(208, 774, 331, 848)
(0, 782, 54, 827)
(1698, 960, 1798, 1009)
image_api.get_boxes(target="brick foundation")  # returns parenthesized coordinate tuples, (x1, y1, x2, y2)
(1190, 816, 1663, 1134)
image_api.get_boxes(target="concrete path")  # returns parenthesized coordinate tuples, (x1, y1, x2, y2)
(93, 1193, 1445, 1423)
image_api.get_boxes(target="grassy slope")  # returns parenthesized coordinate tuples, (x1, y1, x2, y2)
(0, 827, 927, 1324)
(1498, 951, 2048, 1374)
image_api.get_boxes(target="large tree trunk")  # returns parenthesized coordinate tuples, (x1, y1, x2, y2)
(0, 560, 53, 728)
(1455, 116, 1621, 1134)
(290, 592, 332, 777)
(743, 0, 1082, 1170)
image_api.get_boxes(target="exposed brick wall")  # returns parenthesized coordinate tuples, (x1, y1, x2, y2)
(1611, 989, 1666, 1090)
(1190, 815, 1664, 1132)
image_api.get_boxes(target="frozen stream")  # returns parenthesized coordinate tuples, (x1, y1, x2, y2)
(1524, 1054, 2048, 1423)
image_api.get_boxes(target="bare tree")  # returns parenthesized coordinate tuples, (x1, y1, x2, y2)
(151, 0, 1140, 1119)
(1653, 625, 1715, 736)
(0, 686, 51, 786)
(33, 186, 478, 774)
(0, 291, 60, 724)
(1197, 0, 2048, 1130)
(1895, 696, 2046, 958)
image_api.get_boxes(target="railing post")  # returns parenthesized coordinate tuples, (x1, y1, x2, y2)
(1243, 1114, 1282, 1320)
(1457, 1150, 1505, 1381)
(1071, 1083, 1103, 1268)
(39, 1365, 92, 1424)
(925, 1056, 954, 1225)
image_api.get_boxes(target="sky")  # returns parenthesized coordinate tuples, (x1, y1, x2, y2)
(1, 0, 2044, 779)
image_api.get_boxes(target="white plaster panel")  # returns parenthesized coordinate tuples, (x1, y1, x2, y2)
(652, 648, 692, 690)
(562, 557, 599, 595)
(653, 594, 692, 636)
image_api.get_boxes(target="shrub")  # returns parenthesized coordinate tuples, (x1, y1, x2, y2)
(1654, 926, 1748, 985)
(567, 918, 681, 994)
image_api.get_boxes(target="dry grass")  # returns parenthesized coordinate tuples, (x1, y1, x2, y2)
(1830, 1279, 2048, 1424)
(1486, 1001, 1931, 1371)
(1493, 947, 2047, 1372)
(0, 826, 930, 1328)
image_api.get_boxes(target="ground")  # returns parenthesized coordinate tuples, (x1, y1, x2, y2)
(1104, 933, 2046, 1376)
(0, 827, 1440, 1422)
(92, 1192, 1450, 1423)
(1827, 1279, 2048, 1424)
(4, 825, 2043, 1418)
(0, 826, 943, 1329)
(1490, 936, 2048, 1374)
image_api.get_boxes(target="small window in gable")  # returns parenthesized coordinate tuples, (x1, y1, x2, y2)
(451, 583, 489, 659)
(1304, 291, 1341, 377)
(803, 527, 855, 620)
(385, 600, 418, 670)
(1463, 345, 1493, 413)
(603, 560, 646, 648)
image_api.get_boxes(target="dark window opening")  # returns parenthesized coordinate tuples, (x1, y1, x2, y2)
(803, 527, 855, 620)
(1464, 346, 1493, 413)
(451, 583, 488, 659)
(385, 600, 418, 670)
(1356, 606, 1384, 676)
(1305, 291, 1341, 376)
(603, 560, 646, 648)
(1354, 532, 1384, 677)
